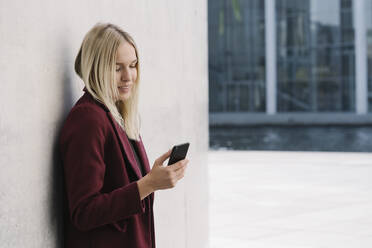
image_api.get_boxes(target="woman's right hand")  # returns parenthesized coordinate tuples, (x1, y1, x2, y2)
(148, 149, 189, 190)
(137, 149, 189, 200)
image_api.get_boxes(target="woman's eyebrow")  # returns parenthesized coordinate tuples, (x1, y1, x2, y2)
(116, 59, 138, 65)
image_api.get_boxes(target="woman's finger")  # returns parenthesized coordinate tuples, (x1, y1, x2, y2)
(175, 166, 187, 180)
(155, 149, 172, 166)
(168, 159, 188, 171)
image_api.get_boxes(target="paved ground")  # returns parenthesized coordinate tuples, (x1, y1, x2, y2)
(208, 151, 372, 248)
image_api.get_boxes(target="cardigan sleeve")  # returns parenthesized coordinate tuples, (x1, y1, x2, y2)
(59, 105, 145, 231)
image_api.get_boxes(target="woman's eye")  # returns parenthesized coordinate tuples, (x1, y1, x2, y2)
(130, 64, 136, 69)
(116, 67, 121, 72)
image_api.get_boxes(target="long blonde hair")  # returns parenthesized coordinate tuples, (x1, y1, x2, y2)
(74, 23, 140, 140)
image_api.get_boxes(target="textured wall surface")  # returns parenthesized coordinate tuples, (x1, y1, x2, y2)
(0, 1, 209, 247)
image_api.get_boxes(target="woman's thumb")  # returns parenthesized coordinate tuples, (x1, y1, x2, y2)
(155, 149, 172, 166)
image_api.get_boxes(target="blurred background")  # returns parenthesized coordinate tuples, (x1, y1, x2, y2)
(207, 1, 372, 247)
(209, 0, 372, 152)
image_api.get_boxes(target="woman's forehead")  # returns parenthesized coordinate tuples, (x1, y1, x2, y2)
(116, 42, 137, 63)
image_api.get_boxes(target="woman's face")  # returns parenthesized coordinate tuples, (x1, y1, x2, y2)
(115, 41, 138, 101)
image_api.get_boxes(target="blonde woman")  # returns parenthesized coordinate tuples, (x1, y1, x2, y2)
(59, 23, 188, 248)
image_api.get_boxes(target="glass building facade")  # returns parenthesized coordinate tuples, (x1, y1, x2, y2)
(276, 0, 355, 112)
(209, 0, 372, 120)
(367, 0, 372, 110)
(208, 0, 266, 112)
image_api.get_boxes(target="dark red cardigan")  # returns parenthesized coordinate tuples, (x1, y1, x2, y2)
(59, 89, 155, 248)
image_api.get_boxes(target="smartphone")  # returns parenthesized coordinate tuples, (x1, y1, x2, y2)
(167, 142, 190, 166)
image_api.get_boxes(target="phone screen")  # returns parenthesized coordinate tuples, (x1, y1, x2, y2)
(167, 143, 190, 165)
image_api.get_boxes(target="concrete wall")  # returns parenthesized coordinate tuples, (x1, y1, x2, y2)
(0, 1, 209, 247)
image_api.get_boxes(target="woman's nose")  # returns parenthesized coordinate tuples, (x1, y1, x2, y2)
(121, 69, 131, 82)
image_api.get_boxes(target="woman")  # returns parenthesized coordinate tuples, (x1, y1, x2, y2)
(59, 23, 188, 248)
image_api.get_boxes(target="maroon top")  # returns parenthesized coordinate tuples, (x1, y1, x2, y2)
(59, 88, 155, 248)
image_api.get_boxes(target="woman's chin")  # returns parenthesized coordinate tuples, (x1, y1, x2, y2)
(119, 93, 131, 101)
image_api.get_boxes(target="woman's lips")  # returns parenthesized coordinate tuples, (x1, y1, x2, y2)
(118, 86, 130, 92)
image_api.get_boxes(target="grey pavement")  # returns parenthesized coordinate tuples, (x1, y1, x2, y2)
(208, 151, 372, 248)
